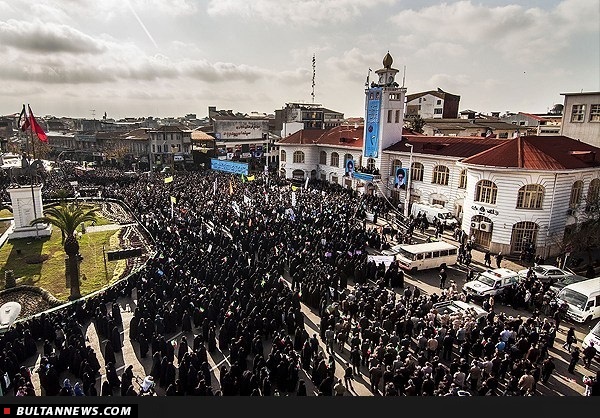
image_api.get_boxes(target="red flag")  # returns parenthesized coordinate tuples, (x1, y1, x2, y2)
(27, 105, 48, 142)
(18, 104, 30, 132)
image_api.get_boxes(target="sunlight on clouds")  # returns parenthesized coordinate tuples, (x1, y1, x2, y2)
(207, 0, 396, 25)
(389, 0, 598, 63)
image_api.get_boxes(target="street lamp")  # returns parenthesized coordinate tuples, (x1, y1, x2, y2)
(404, 142, 413, 219)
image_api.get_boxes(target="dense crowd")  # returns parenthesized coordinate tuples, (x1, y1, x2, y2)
(0, 166, 598, 397)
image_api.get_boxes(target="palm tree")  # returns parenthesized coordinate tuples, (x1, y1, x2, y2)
(30, 202, 98, 300)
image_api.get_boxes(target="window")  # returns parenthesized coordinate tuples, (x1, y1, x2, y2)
(519, 121, 526, 126)
(590, 104, 600, 122)
(395, 110, 400, 123)
(458, 170, 467, 189)
(391, 159, 402, 176)
(387, 110, 393, 123)
(330, 152, 339, 167)
(432, 199, 445, 207)
(517, 184, 544, 209)
(344, 153, 353, 167)
(569, 180, 583, 208)
(588, 178, 600, 204)
(475, 180, 498, 204)
(331, 175, 338, 185)
(293, 151, 305, 164)
(437, 100, 442, 105)
(152, 144, 155, 153)
(571, 104, 586, 122)
(319, 151, 327, 165)
(434, 108, 442, 115)
(411, 162, 424, 181)
(511, 221, 539, 254)
(366, 158, 376, 172)
(432, 165, 450, 185)
(280, 150, 286, 162)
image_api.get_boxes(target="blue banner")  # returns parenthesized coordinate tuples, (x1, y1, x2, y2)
(364, 87, 382, 158)
(352, 172, 375, 182)
(210, 158, 249, 175)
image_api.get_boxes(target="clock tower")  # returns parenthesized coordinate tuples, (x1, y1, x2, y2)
(363, 52, 406, 169)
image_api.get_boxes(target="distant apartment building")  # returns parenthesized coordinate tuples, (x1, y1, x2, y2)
(421, 118, 519, 139)
(560, 91, 600, 148)
(405, 88, 460, 119)
(275, 102, 344, 138)
(500, 112, 562, 136)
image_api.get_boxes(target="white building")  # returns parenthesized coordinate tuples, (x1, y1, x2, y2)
(560, 91, 600, 148)
(458, 135, 600, 257)
(277, 53, 600, 258)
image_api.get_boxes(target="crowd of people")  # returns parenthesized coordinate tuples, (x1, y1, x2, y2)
(0, 166, 597, 397)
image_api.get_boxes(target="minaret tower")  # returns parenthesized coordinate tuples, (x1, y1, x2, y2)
(363, 52, 406, 169)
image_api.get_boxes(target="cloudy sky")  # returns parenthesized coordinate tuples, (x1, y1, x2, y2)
(1, 0, 598, 120)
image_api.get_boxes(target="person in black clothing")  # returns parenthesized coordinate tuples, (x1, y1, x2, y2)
(541, 357, 556, 383)
(439, 268, 447, 289)
(567, 347, 580, 374)
(495, 252, 503, 269)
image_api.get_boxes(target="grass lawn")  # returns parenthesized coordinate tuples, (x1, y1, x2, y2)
(0, 227, 127, 301)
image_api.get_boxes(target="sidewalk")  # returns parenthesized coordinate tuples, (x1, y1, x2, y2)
(368, 215, 531, 273)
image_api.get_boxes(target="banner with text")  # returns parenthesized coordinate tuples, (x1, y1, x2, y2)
(211, 159, 249, 175)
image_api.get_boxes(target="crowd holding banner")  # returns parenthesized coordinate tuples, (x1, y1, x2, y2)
(0, 166, 598, 397)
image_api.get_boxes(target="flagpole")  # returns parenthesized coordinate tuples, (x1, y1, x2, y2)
(26, 104, 40, 238)
(28, 104, 36, 160)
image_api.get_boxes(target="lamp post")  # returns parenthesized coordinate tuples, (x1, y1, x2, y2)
(404, 142, 413, 219)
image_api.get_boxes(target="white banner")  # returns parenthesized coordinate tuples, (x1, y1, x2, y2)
(367, 255, 395, 267)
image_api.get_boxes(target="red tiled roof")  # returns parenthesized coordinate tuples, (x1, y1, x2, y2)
(462, 136, 600, 170)
(316, 126, 363, 148)
(518, 112, 547, 122)
(277, 129, 325, 145)
(385, 135, 503, 158)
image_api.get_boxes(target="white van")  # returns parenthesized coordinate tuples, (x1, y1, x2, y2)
(556, 277, 600, 324)
(463, 268, 520, 300)
(411, 202, 458, 228)
(582, 320, 600, 357)
(384, 241, 458, 272)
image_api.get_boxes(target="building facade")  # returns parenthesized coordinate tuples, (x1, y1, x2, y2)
(560, 91, 600, 148)
(405, 88, 460, 119)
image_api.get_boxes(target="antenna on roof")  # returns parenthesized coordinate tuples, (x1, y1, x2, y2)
(402, 65, 406, 89)
(311, 53, 316, 104)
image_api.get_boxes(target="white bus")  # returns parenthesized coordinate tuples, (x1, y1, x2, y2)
(384, 241, 458, 272)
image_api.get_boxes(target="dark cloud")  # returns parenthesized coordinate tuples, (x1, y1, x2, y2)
(0, 19, 106, 54)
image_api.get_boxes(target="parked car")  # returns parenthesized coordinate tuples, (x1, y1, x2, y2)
(517, 265, 573, 284)
(463, 268, 520, 300)
(549, 274, 592, 295)
(432, 300, 488, 320)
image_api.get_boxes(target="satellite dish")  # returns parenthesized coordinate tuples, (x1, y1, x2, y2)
(0, 301, 22, 328)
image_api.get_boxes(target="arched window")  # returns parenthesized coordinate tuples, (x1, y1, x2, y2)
(432, 165, 450, 185)
(280, 150, 286, 162)
(458, 169, 467, 189)
(475, 180, 498, 204)
(516, 184, 544, 209)
(391, 159, 402, 176)
(569, 180, 583, 208)
(411, 162, 424, 181)
(366, 158, 376, 172)
(587, 178, 600, 208)
(511, 221, 539, 254)
(293, 151, 305, 164)
(319, 150, 327, 165)
(330, 152, 339, 167)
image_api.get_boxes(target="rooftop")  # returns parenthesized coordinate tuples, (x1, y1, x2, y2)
(461, 135, 600, 170)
